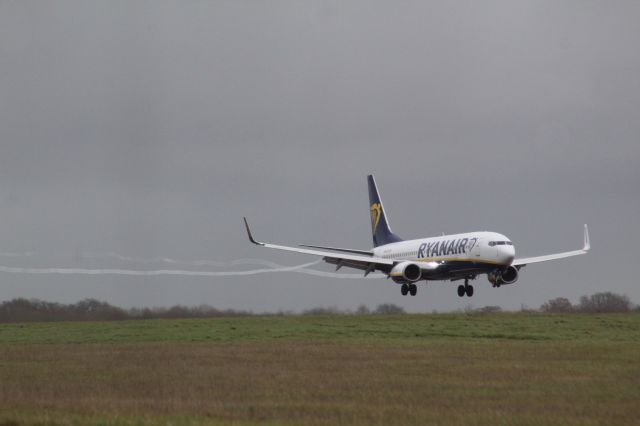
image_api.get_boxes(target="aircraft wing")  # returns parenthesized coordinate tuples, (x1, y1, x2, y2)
(243, 218, 394, 274)
(512, 224, 590, 267)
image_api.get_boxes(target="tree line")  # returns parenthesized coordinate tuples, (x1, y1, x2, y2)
(539, 292, 634, 313)
(0, 292, 636, 323)
(0, 298, 408, 323)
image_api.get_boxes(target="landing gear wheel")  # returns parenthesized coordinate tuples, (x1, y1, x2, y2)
(457, 285, 465, 297)
(465, 285, 474, 297)
(401, 284, 409, 296)
(409, 284, 417, 296)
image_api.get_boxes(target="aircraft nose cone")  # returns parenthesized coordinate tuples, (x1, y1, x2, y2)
(499, 246, 515, 265)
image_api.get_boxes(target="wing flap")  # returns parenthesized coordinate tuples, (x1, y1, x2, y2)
(299, 244, 373, 256)
(324, 257, 378, 272)
(263, 242, 393, 265)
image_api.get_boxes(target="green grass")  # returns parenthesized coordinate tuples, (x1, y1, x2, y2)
(0, 313, 639, 425)
(1, 313, 639, 345)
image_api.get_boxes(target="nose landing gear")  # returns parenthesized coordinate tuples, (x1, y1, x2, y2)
(401, 283, 418, 296)
(457, 279, 474, 297)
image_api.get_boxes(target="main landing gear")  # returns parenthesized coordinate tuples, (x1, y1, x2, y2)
(457, 279, 474, 297)
(401, 283, 418, 296)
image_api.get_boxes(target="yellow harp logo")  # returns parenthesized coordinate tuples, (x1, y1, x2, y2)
(370, 203, 382, 233)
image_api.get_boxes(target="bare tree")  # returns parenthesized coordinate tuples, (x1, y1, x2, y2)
(373, 304, 405, 315)
(355, 304, 370, 315)
(577, 292, 631, 313)
(477, 306, 502, 314)
(302, 306, 342, 315)
(540, 297, 574, 313)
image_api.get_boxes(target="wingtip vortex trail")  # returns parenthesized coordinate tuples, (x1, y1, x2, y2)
(0, 252, 385, 279)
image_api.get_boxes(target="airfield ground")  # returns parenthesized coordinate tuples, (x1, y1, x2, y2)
(0, 313, 639, 425)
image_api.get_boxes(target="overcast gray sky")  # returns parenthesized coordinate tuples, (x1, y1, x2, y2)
(0, 1, 638, 312)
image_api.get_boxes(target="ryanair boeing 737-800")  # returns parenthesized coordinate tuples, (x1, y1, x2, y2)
(243, 175, 589, 297)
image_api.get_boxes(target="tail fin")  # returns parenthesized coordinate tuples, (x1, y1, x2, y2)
(367, 175, 403, 247)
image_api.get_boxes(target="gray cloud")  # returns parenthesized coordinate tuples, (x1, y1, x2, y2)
(0, 1, 638, 311)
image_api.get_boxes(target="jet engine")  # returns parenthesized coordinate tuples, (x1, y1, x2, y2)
(487, 265, 519, 286)
(389, 261, 422, 283)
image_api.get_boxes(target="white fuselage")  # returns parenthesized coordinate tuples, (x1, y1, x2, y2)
(372, 231, 516, 267)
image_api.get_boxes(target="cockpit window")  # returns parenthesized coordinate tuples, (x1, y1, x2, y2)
(489, 241, 513, 246)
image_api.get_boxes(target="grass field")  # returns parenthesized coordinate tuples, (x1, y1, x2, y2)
(1, 313, 639, 425)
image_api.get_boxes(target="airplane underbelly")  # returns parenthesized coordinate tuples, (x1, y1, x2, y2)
(425, 261, 495, 280)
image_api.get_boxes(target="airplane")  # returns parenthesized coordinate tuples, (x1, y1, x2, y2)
(243, 175, 590, 297)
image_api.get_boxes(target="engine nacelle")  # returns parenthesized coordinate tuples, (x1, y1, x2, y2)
(487, 265, 519, 286)
(390, 261, 422, 283)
